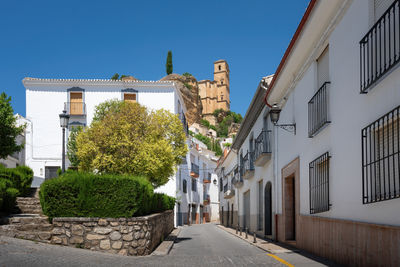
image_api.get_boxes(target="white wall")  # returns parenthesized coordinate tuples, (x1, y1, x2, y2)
(274, 0, 400, 226)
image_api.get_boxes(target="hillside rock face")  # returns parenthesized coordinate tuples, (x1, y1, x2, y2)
(160, 74, 202, 126)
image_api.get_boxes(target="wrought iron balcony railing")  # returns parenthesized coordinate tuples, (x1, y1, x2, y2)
(254, 130, 272, 165)
(190, 163, 199, 178)
(243, 151, 255, 179)
(360, 0, 400, 93)
(231, 166, 243, 187)
(308, 82, 331, 137)
(64, 102, 86, 116)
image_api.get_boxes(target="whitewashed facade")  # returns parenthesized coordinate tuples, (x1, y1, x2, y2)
(217, 0, 400, 265)
(22, 77, 192, 225)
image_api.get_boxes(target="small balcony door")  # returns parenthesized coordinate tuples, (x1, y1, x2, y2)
(124, 93, 137, 103)
(70, 92, 83, 115)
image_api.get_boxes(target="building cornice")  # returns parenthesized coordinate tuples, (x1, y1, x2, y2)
(22, 77, 175, 88)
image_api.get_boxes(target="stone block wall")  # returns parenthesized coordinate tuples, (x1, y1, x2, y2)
(51, 210, 173, 256)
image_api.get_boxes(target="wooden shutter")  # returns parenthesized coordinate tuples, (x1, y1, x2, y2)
(70, 92, 83, 115)
(374, 0, 395, 21)
(124, 93, 136, 103)
(317, 46, 329, 88)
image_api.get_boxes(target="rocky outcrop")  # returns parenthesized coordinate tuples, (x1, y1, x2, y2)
(160, 74, 202, 126)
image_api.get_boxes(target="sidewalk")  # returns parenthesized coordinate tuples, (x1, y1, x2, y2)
(217, 224, 292, 254)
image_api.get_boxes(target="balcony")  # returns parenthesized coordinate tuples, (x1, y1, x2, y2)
(243, 151, 255, 179)
(190, 163, 199, 178)
(203, 173, 211, 184)
(224, 186, 235, 199)
(254, 130, 272, 166)
(308, 82, 331, 137)
(203, 194, 210, 205)
(231, 166, 243, 188)
(360, 0, 400, 93)
(64, 102, 86, 116)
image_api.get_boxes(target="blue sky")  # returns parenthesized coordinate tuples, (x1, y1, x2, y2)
(0, 0, 310, 117)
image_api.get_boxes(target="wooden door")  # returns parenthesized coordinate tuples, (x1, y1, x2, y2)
(70, 92, 83, 115)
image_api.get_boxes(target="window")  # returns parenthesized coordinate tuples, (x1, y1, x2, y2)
(69, 92, 84, 115)
(124, 93, 137, 103)
(220, 178, 223, 191)
(361, 0, 400, 93)
(258, 180, 263, 230)
(192, 178, 197, 192)
(309, 152, 330, 214)
(219, 65, 221, 71)
(362, 105, 400, 204)
(183, 180, 187, 193)
(317, 46, 329, 88)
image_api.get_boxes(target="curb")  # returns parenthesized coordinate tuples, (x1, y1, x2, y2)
(151, 227, 181, 256)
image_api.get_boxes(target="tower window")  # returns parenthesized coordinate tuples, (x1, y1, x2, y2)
(221, 80, 224, 85)
(219, 65, 221, 71)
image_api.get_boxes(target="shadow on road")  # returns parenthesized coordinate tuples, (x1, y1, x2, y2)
(173, 237, 192, 244)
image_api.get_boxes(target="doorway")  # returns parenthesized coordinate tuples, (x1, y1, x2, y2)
(243, 190, 250, 230)
(199, 206, 203, 224)
(284, 176, 296, 240)
(227, 203, 230, 226)
(177, 203, 182, 226)
(264, 182, 272, 236)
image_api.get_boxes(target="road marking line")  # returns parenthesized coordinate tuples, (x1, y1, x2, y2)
(267, 253, 295, 267)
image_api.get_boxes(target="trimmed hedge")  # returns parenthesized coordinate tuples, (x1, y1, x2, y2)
(0, 165, 33, 197)
(0, 179, 18, 212)
(39, 172, 175, 219)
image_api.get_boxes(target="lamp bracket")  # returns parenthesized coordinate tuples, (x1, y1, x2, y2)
(275, 123, 296, 135)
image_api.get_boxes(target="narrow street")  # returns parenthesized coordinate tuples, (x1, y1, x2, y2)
(0, 224, 337, 266)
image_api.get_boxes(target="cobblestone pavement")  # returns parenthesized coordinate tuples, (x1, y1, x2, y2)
(0, 223, 336, 267)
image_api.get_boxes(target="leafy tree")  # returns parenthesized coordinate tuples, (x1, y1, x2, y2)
(166, 51, 173, 75)
(67, 126, 83, 167)
(120, 75, 129, 79)
(200, 119, 211, 128)
(182, 72, 192, 77)
(76, 101, 187, 188)
(92, 99, 124, 123)
(111, 73, 119, 80)
(0, 92, 25, 159)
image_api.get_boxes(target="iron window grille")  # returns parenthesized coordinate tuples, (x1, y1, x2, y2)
(360, 0, 400, 93)
(309, 152, 331, 214)
(362, 105, 400, 204)
(308, 82, 331, 137)
(255, 130, 272, 159)
(219, 178, 223, 192)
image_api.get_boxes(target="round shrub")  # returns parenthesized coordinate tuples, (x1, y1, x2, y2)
(15, 166, 33, 196)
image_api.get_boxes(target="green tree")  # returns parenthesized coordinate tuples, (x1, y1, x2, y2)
(76, 101, 187, 188)
(111, 73, 119, 80)
(67, 126, 83, 167)
(0, 92, 25, 159)
(166, 51, 173, 75)
(92, 99, 124, 123)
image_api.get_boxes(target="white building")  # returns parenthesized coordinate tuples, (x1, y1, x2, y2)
(218, 0, 400, 265)
(0, 114, 28, 169)
(22, 77, 192, 223)
(165, 137, 219, 226)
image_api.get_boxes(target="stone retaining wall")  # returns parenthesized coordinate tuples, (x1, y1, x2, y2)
(51, 210, 173, 256)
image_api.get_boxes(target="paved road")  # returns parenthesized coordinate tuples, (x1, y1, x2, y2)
(0, 224, 336, 266)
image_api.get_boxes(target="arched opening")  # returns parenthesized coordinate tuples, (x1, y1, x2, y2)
(264, 182, 272, 236)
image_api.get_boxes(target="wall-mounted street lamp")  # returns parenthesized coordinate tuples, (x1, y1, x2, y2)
(59, 110, 70, 173)
(270, 104, 296, 135)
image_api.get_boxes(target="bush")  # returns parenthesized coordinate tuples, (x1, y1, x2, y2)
(39, 172, 174, 219)
(0, 165, 33, 197)
(0, 179, 19, 212)
(15, 166, 33, 196)
(182, 72, 192, 77)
